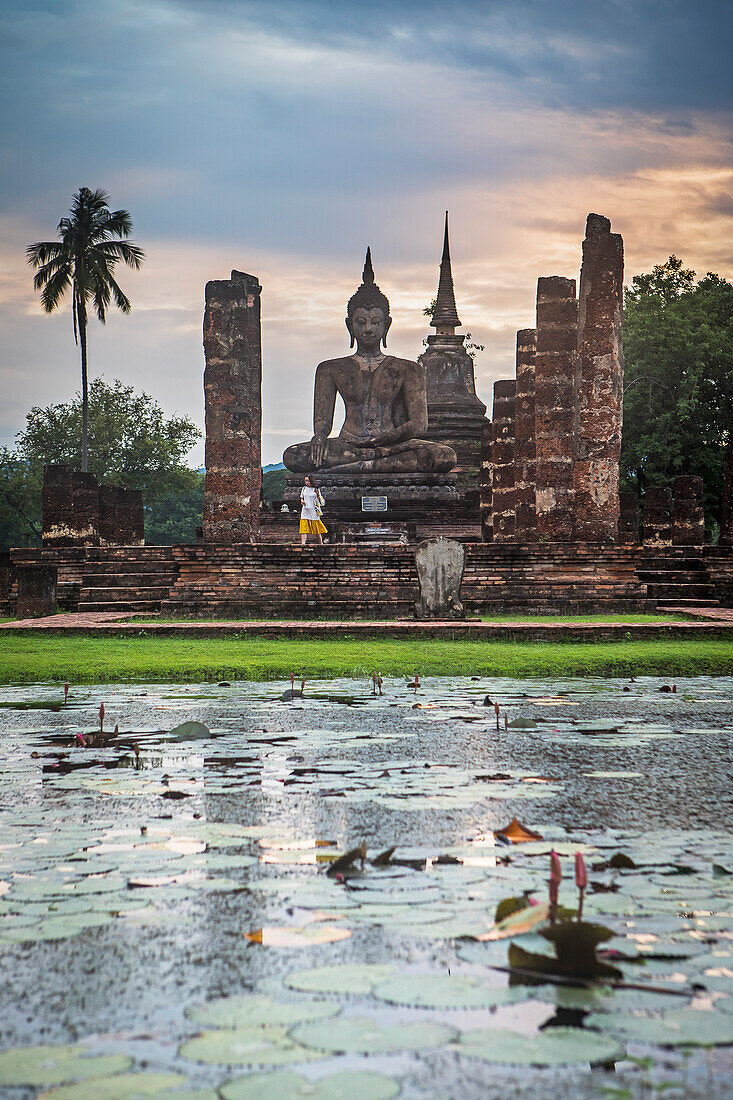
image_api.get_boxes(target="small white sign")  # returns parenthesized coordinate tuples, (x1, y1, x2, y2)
(361, 495, 388, 512)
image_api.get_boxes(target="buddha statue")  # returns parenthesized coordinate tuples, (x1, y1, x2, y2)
(283, 251, 457, 475)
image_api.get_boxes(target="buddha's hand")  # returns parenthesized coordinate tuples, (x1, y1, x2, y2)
(309, 433, 329, 467)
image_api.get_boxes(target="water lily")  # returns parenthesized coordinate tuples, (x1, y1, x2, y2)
(575, 852, 588, 919)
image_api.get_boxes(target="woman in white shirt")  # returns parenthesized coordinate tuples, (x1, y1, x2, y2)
(300, 475, 327, 546)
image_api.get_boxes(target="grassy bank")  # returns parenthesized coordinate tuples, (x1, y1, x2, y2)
(0, 634, 731, 683)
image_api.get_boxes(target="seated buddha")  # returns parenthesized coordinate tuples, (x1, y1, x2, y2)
(283, 250, 457, 475)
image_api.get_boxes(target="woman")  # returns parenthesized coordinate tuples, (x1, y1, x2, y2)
(299, 475, 327, 546)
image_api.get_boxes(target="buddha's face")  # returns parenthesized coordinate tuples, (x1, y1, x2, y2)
(347, 306, 391, 351)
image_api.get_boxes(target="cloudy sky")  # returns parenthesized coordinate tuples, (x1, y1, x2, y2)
(1, 0, 731, 466)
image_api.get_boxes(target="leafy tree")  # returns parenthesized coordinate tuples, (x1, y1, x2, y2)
(26, 187, 145, 472)
(621, 256, 733, 535)
(262, 466, 286, 503)
(0, 379, 202, 550)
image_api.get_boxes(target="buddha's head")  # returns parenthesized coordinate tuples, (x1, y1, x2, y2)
(346, 248, 391, 350)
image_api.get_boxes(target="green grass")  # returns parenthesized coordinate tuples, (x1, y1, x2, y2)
(0, 634, 731, 684)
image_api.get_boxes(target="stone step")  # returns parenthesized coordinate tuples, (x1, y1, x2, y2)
(646, 583, 716, 599)
(656, 598, 720, 609)
(81, 573, 179, 588)
(78, 586, 173, 602)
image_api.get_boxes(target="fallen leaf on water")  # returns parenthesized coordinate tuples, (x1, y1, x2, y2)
(326, 843, 367, 878)
(244, 924, 351, 947)
(493, 819, 543, 844)
(478, 901, 551, 940)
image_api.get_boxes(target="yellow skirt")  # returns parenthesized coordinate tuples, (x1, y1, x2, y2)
(300, 517, 327, 534)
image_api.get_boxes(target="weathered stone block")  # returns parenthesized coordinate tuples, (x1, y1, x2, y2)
(16, 563, 57, 618)
(673, 475, 704, 545)
(643, 486, 673, 547)
(573, 213, 624, 542)
(618, 491, 639, 544)
(42, 465, 74, 544)
(203, 270, 262, 543)
(414, 538, 465, 618)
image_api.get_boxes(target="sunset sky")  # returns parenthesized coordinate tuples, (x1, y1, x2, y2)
(1, 0, 731, 466)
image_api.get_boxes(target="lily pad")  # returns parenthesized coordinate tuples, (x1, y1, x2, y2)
(245, 925, 351, 947)
(180, 1026, 319, 1066)
(284, 964, 397, 995)
(36, 1073, 191, 1098)
(219, 1070, 400, 1100)
(0, 1045, 132, 1087)
(291, 1016, 454, 1054)
(454, 1026, 624, 1065)
(373, 973, 518, 1008)
(185, 995, 338, 1029)
(587, 1007, 733, 1046)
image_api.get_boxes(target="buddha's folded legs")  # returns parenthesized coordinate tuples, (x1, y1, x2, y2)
(283, 438, 456, 474)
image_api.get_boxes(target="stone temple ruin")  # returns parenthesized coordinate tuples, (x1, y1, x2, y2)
(5, 212, 732, 618)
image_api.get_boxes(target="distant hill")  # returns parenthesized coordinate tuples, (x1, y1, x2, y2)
(263, 462, 285, 473)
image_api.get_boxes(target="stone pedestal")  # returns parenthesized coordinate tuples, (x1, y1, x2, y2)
(16, 563, 57, 618)
(673, 475, 705, 545)
(643, 487, 673, 547)
(534, 277, 578, 541)
(618, 492, 640, 544)
(573, 214, 624, 541)
(203, 270, 262, 543)
(419, 334, 487, 485)
(284, 471, 458, 525)
(490, 380, 516, 541)
(514, 328, 537, 543)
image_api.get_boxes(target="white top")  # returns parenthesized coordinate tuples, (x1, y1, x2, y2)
(300, 485, 324, 520)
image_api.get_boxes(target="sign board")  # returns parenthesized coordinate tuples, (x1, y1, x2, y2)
(361, 495, 388, 512)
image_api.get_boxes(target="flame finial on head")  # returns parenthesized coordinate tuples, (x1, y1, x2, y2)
(346, 247, 392, 347)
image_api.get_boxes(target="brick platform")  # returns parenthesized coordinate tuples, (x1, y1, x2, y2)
(6, 542, 732, 619)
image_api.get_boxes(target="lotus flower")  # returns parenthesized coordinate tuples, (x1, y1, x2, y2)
(99, 702, 105, 731)
(575, 852, 588, 919)
(75, 733, 86, 747)
(64, 682, 69, 704)
(548, 850, 562, 922)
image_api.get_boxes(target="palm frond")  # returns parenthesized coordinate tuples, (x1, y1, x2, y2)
(98, 267, 132, 314)
(94, 239, 145, 268)
(27, 240, 65, 267)
(40, 266, 73, 313)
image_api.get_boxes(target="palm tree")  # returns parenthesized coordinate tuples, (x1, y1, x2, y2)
(27, 188, 145, 472)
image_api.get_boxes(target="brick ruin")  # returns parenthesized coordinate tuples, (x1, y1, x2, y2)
(202, 270, 262, 543)
(42, 465, 143, 546)
(482, 214, 624, 544)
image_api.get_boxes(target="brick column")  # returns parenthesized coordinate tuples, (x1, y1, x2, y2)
(643, 487, 673, 547)
(513, 328, 537, 543)
(534, 277, 578, 541)
(479, 421, 492, 542)
(99, 487, 145, 545)
(721, 442, 733, 546)
(203, 270, 262, 543)
(573, 214, 624, 541)
(71, 472, 100, 544)
(42, 465, 73, 544)
(673, 475, 705, 545)
(618, 491, 639, 544)
(490, 380, 516, 541)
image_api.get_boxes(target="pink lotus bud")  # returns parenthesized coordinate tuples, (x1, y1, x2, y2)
(550, 850, 562, 883)
(75, 733, 86, 746)
(64, 683, 69, 702)
(575, 852, 588, 889)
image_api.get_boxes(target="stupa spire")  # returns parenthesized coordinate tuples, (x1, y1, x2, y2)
(431, 212, 462, 333)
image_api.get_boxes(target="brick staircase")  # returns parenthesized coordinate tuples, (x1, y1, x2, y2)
(76, 547, 179, 613)
(637, 548, 720, 610)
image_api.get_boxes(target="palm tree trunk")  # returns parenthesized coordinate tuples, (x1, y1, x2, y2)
(79, 298, 88, 473)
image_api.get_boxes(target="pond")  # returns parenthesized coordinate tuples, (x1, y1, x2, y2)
(1, 675, 732, 1099)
